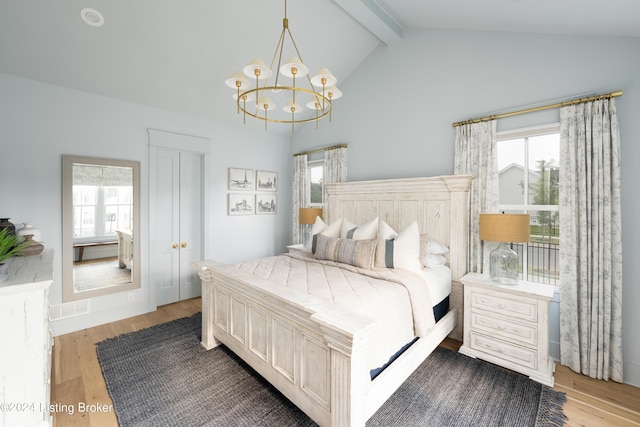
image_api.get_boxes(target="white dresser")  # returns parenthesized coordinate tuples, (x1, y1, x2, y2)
(0, 250, 53, 427)
(459, 272, 555, 386)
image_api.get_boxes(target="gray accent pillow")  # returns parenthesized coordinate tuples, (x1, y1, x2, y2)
(314, 234, 377, 270)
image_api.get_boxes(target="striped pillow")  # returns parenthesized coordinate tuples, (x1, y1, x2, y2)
(314, 234, 377, 270)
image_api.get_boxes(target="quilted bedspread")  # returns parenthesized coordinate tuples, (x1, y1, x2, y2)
(228, 252, 436, 369)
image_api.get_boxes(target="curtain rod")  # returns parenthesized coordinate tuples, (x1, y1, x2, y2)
(452, 90, 622, 127)
(293, 143, 348, 157)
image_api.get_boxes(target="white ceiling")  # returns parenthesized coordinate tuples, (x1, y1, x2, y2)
(1, 0, 638, 134)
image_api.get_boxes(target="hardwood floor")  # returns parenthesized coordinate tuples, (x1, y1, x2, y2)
(51, 298, 640, 426)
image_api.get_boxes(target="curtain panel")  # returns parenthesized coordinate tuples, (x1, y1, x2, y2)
(453, 121, 499, 273)
(559, 98, 623, 382)
(323, 146, 348, 204)
(291, 154, 309, 245)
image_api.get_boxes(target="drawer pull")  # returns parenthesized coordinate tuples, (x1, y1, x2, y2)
(499, 304, 505, 309)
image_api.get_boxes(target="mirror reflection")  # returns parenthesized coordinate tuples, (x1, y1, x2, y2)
(62, 156, 140, 302)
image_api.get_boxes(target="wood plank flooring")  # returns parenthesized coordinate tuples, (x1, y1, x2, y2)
(51, 298, 640, 426)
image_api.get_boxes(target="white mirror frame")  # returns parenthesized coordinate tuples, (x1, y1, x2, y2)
(62, 155, 141, 302)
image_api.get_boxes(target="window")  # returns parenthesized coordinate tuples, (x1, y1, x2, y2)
(72, 164, 134, 242)
(497, 124, 560, 285)
(309, 160, 324, 206)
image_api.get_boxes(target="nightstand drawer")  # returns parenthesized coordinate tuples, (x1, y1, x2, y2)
(470, 331, 537, 370)
(471, 290, 537, 322)
(470, 312, 537, 346)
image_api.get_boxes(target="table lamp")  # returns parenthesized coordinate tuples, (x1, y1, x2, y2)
(479, 213, 530, 285)
(299, 208, 323, 247)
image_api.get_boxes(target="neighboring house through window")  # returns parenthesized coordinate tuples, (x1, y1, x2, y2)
(497, 124, 560, 285)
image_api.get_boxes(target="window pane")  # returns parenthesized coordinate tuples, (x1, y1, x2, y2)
(310, 166, 323, 204)
(497, 138, 525, 205)
(528, 134, 559, 205)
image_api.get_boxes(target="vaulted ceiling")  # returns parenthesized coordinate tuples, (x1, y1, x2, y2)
(1, 0, 638, 133)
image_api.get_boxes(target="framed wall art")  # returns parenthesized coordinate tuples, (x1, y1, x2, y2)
(255, 194, 277, 215)
(228, 168, 254, 190)
(228, 193, 253, 215)
(256, 170, 277, 191)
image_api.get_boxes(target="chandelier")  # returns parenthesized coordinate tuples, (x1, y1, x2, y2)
(224, 0, 342, 132)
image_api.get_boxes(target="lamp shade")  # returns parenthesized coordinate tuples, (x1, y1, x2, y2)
(280, 57, 309, 78)
(299, 208, 322, 225)
(310, 68, 337, 88)
(479, 214, 530, 243)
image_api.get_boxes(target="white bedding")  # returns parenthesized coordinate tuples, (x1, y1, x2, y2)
(228, 252, 436, 370)
(421, 265, 452, 306)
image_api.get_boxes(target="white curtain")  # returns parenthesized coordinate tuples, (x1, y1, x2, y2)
(291, 154, 309, 244)
(453, 121, 499, 273)
(323, 145, 348, 203)
(559, 98, 623, 382)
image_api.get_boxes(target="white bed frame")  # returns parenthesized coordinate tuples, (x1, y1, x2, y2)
(195, 174, 472, 426)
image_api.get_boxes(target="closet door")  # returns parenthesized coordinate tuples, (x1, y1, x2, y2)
(153, 147, 203, 306)
(177, 151, 202, 301)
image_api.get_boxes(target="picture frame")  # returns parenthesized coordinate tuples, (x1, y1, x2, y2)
(228, 193, 253, 215)
(255, 193, 277, 215)
(256, 170, 277, 191)
(228, 168, 254, 190)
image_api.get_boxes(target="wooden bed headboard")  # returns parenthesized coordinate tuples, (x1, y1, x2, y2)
(324, 175, 473, 281)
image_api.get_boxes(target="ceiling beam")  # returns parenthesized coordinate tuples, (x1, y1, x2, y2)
(334, 0, 403, 45)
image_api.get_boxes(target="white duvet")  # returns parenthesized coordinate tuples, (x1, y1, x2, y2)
(229, 252, 437, 370)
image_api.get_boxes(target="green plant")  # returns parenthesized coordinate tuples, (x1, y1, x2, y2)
(0, 228, 34, 263)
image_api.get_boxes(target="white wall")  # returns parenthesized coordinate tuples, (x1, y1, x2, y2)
(0, 73, 291, 335)
(291, 29, 640, 386)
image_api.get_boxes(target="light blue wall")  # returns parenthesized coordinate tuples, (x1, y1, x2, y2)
(0, 73, 291, 334)
(291, 29, 640, 386)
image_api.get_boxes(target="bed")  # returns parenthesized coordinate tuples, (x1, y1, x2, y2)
(194, 174, 472, 426)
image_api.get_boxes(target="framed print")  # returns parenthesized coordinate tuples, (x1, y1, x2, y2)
(256, 170, 277, 191)
(255, 193, 277, 215)
(228, 168, 254, 190)
(228, 193, 253, 215)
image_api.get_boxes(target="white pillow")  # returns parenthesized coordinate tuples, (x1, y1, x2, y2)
(342, 217, 379, 240)
(420, 238, 449, 268)
(423, 253, 448, 268)
(375, 220, 422, 273)
(375, 220, 398, 268)
(426, 239, 449, 255)
(340, 218, 356, 238)
(309, 217, 342, 251)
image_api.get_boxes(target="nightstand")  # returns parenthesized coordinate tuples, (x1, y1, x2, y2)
(459, 272, 555, 386)
(286, 244, 311, 256)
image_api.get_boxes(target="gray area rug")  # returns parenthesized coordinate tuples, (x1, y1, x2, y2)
(96, 313, 566, 426)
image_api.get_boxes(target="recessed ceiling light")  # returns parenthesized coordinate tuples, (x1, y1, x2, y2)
(80, 8, 104, 27)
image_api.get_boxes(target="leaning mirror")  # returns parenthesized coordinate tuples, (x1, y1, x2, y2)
(62, 155, 140, 302)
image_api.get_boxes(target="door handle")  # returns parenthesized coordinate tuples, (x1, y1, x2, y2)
(181, 242, 187, 248)
(172, 243, 178, 249)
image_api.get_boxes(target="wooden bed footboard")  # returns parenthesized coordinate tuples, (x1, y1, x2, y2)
(195, 260, 376, 426)
(195, 261, 456, 427)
